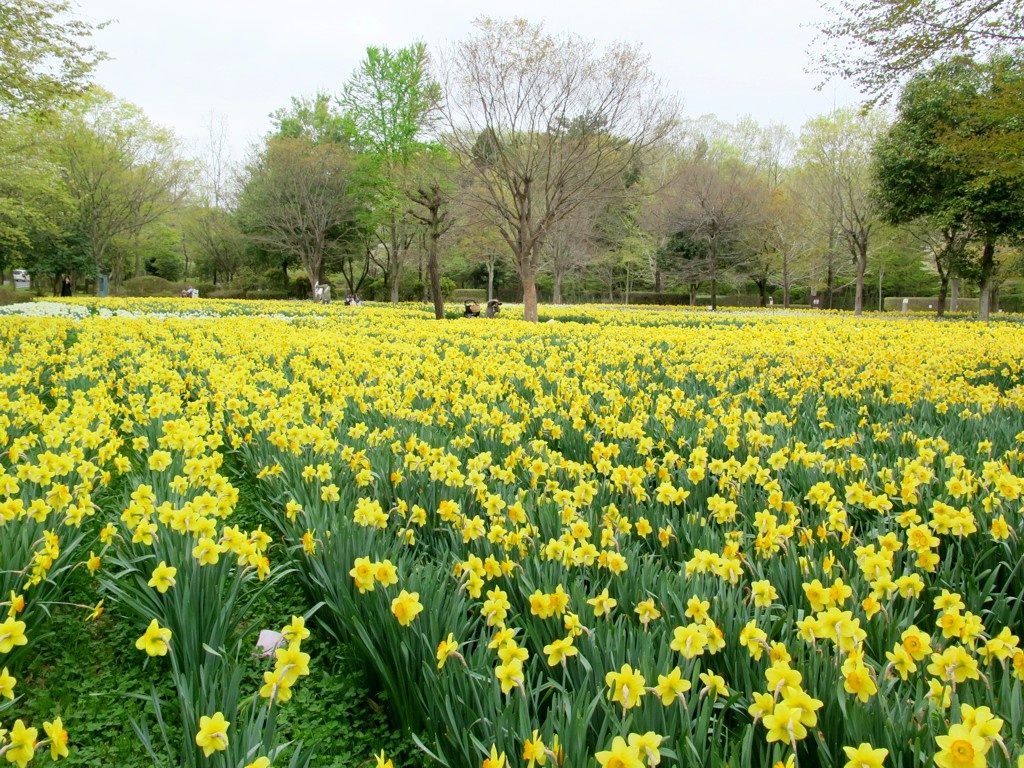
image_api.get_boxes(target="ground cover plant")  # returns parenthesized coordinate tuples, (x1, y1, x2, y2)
(1, 301, 1023, 767)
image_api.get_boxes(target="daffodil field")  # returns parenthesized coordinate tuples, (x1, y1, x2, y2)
(3, 299, 1024, 768)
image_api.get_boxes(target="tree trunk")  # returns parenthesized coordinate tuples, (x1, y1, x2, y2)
(854, 248, 866, 316)
(826, 259, 835, 310)
(712, 235, 720, 310)
(522, 257, 539, 322)
(389, 215, 401, 305)
(487, 259, 495, 303)
(783, 253, 791, 308)
(950, 279, 960, 312)
(654, 267, 662, 293)
(427, 247, 443, 320)
(757, 279, 768, 307)
(134, 232, 142, 278)
(419, 251, 428, 304)
(936, 274, 949, 318)
(390, 264, 401, 303)
(877, 264, 884, 311)
(978, 240, 995, 322)
(552, 271, 563, 305)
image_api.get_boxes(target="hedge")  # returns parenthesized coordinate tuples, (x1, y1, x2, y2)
(882, 296, 980, 312)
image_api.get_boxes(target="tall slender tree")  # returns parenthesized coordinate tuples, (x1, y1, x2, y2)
(441, 18, 677, 321)
(340, 43, 440, 304)
(796, 108, 888, 315)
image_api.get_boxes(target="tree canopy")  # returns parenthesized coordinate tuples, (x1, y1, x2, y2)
(0, 0, 107, 114)
(873, 53, 1024, 319)
(816, 0, 1024, 101)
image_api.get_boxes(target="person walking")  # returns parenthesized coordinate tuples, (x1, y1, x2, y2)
(60, 276, 73, 297)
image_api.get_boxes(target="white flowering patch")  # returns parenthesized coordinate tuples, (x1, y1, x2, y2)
(0, 301, 90, 318)
(0, 301, 299, 322)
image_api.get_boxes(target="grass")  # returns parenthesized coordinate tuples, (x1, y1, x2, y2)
(14, 563, 423, 767)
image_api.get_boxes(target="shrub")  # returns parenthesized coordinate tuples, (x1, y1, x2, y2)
(188, 282, 216, 297)
(452, 289, 487, 302)
(245, 289, 289, 300)
(290, 276, 312, 300)
(121, 276, 188, 297)
(439, 276, 456, 300)
(627, 292, 692, 306)
(0, 285, 18, 305)
(883, 296, 980, 312)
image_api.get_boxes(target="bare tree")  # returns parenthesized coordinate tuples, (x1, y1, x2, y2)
(408, 147, 456, 319)
(540, 202, 601, 304)
(796, 108, 888, 314)
(196, 112, 234, 208)
(450, 196, 511, 302)
(765, 185, 819, 307)
(440, 18, 678, 321)
(664, 156, 768, 309)
(238, 137, 360, 293)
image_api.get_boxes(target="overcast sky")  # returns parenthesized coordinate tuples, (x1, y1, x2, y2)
(79, 0, 862, 159)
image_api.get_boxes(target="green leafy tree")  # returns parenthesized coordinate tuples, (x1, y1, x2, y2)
(340, 43, 440, 304)
(22, 226, 92, 293)
(0, 112, 69, 279)
(56, 92, 193, 292)
(183, 206, 247, 285)
(0, 0, 107, 114)
(872, 54, 1024, 319)
(270, 91, 352, 145)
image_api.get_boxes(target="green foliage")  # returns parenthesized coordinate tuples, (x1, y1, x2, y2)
(815, 0, 1024, 103)
(17, 600, 181, 768)
(624, 292, 693, 306)
(882, 296, 980, 312)
(236, 136, 363, 289)
(56, 91, 194, 285)
(270, 91, 353, 145)
(0, 0, 107, 114)
(22, 227, 94, 289)
(874, 53, 1024, 239)
(0, 112, 72, 275)
(340, 43, 440, 164)
(121, 275, 187, 297)
(452, 289, 486, 302)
